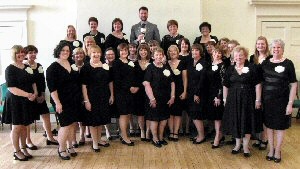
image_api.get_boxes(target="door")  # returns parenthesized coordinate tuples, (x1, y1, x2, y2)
(261, 21, 300, 79)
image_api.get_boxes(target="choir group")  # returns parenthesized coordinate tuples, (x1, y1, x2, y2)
(1, 6, 297, 164)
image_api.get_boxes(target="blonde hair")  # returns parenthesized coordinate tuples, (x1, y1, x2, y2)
(72, 47, 85, 56)
(232, 46, 249, 59)
(253, 36, 270, 64)
(11, 45, 23, 62)
(167, 45, 179, 59)
(84, 36, 96, 55)
(65, 25, 77, 40)
(88, 45, 102, 56)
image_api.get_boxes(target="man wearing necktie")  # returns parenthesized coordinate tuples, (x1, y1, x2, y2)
(130, 6, 161, 45)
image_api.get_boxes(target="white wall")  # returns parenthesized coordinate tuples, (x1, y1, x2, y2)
(76, 0, 201, 44)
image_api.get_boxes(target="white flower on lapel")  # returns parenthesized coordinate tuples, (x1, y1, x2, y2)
(25, 67, 33, 74)
(101, 38, 105, 43)
(163, 69, 171, 77)
(176, 40, 179, 44)
(145, 63, 150, 68)
(275, 65, 285, 73)
(73, 40, 80, 47)
(102, 63, 109, 70)
(173, 68, 181, 75)
(123, 34, 127, 40)
(242, 67, 249, 74)
(212, 65, 218, 71)
(71, 64, 78, 71)
(195, 63, 203, 71)
(38, 66, 44, 73)
(128, 61, 135, 67)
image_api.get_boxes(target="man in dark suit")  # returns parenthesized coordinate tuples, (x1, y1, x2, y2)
(130, 6, 161, 45)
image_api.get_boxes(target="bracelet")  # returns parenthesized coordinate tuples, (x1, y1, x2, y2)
(83, 100, 89, 103)
(255, 100, 261, 102)
(150, 98, 156, 101)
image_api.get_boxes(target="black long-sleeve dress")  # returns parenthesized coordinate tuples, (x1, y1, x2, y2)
(2, 65, 35, 125)
(46, 62, 81, 127)
(261, 59, 297, 130)
(206, 62, 226, 120)
(167, 60, 187, 116)
(144, 63, 174, 121)
(186, 58, 208, 120)
(112, 59, 135, 115)
(105, 33, 129, 57)
(80, 64, 112, 126)
(222, 63, 260, 138)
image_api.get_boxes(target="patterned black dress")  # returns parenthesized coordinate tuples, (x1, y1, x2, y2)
(144, 63, 174, 121)
(80, 64, 112, 126)
(222, 63, 260, 138)
(186, 58, 208, 120)
(261, 59, 297, 130)
(46, 62, 81, 127)
(112, 59, 135, 115)
(206, 62, 226, 120)
(168, 60, 187, 116)
(2, 65, 35, 125)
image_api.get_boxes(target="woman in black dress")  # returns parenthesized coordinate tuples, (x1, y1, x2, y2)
(249, 36, 271, 150)
(113, 43, 137, 146)
(2, 45, 37, 161)
(262, 39, 297, 163)
(206, 46, 226, 148)
(134, 44, 151, 141)
(46, 41, 81, 160)
(105, 18, 129, 57)
(81, 45, 114, 152)
(186, 44, 208, 144)
(167, 45, 187, 141)
(23, 45, 58, 150)
(161, 20, 184, 55)
(143, 48, 175, 148)
(222, 46, 262, 157)
(83, 17, 105, 53)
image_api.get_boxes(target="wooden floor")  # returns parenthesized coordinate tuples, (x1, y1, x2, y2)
(0, 119, 300, 169)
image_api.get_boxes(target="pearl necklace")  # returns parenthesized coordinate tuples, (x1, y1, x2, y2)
(140, 60, 149, 64)
(272, 57, 284, 63)
(90, 61, 101, 66)
(76, 62, 84, 68)
(235, 65, 244, 70)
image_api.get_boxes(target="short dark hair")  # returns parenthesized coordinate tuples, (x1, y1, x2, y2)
(191, 44, 204, 57)
(112, 18, 123, 32)
(53, 41, 71, 58)
(199, 22, 211, 32)
(88, 17, 98, 25)
(104, 47, 115, 55)
(167, 20, 178, 30)
(137, 44, 151, 60)
(139, 6, 148, 12)
(178, 38, 191, 52)
(117, 43, 129, 54)
(23, 45, 38, 54)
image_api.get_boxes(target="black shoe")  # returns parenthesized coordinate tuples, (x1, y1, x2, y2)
(259, 141, 268, 150)
(212, 144, 220, 149)
(58, 149, 70, 160)
(86, 134, 91, 138)
(121, 140, 134, 146)
(13, 150, 28, 161)
(274, 151, 281, 163)
(168, 133, 174, 141)
(78, 141, 85, 146)
(231, 147, 241, 154)
(173, 134, 179, 142)
(91, 146, 100, 153)
(67, 148, 77, 157)
(98, 142, 110, 147)
(152, 140, 162, 148)
(72, 143, 79, 148)
(21, 147, 33, 159)
(193, 138, 206, 144)
(47, 139, 59, 145)
(244, 152, 251, 157)
(52, 129, 58, 136)
(26, 144, 38, 150)
(159, 139, 168, 145)
(266, 155, 274, 161)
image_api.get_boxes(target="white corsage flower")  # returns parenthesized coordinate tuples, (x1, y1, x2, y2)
(275, 65, 285, 73)
(25, 67, 33, 74)
(163, 69, 171, 77)
(173, 68, 181, 75)
(145, 63, 150, 68)
(242, 67, 249, 74)
(73, 40, 80, 47)
(38, 66, 44, 73)
(128, 61, 135, 67)
(123, 34, 127, 40)
(212, 65, 218, 71)
(102, 63, 109, 70)
(195, 63, 203, 71)
(71, 64, 78, 71)
(101, 38, 105, 43)
(176, 39, 179, 44)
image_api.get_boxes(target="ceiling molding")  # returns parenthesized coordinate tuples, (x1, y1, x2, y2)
(249, 0, 300, 5)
